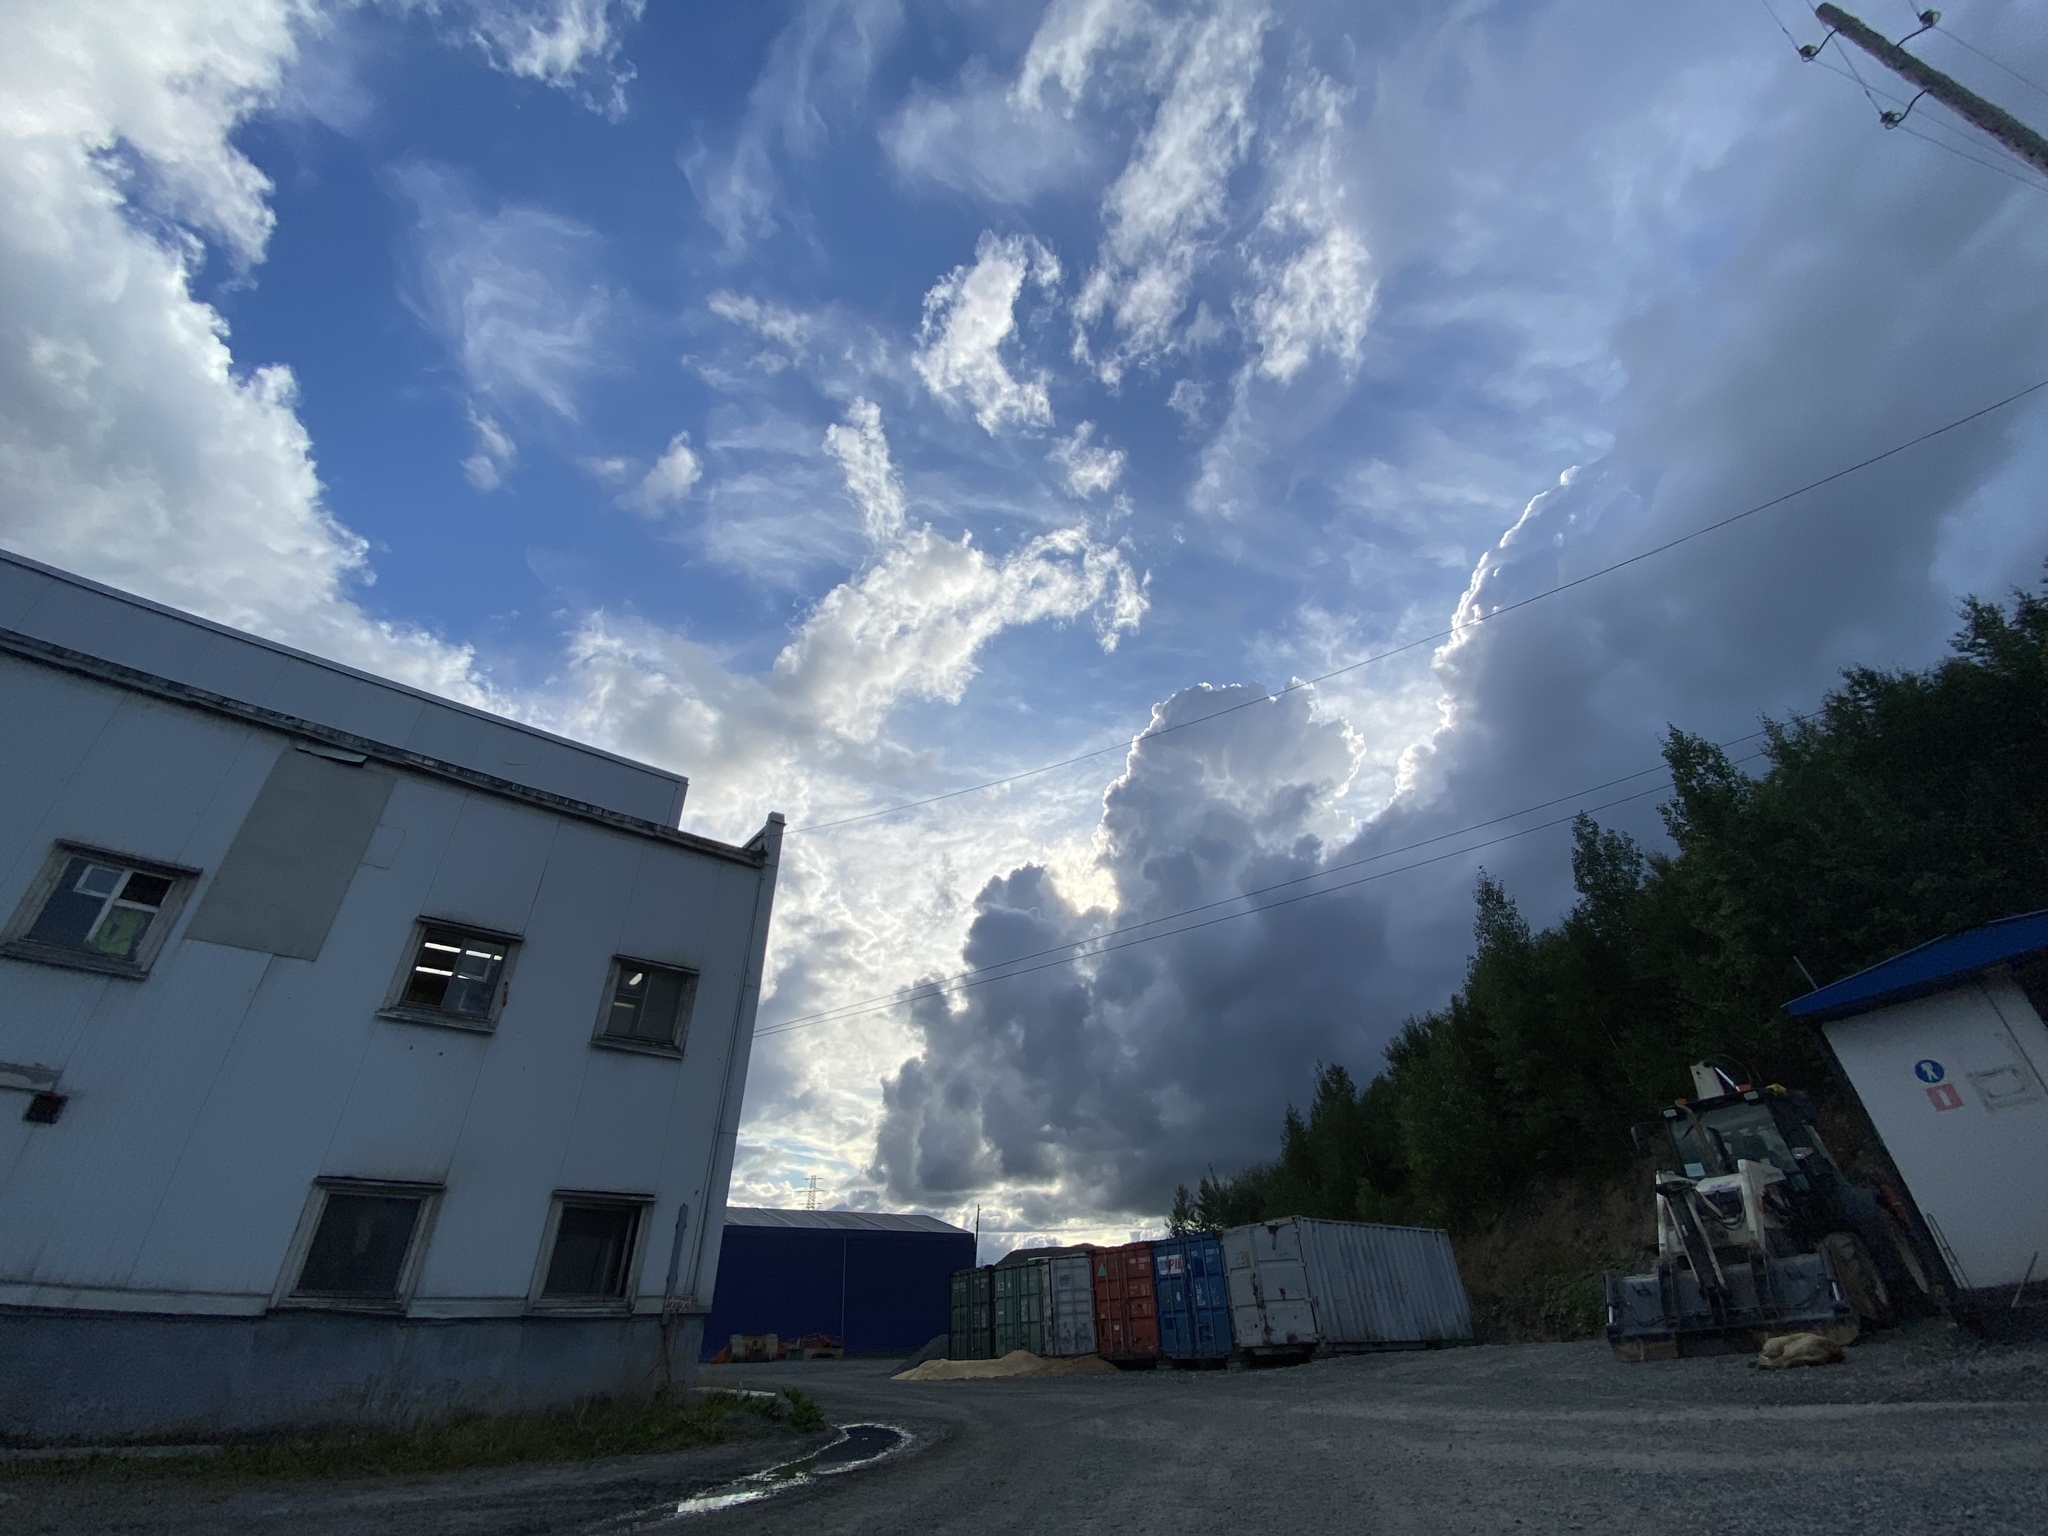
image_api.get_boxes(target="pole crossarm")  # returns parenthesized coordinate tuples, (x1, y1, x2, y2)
(1814, 5, 2048, 178)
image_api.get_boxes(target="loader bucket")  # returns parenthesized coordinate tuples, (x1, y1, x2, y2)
(1603, 1253, 1854, 1361)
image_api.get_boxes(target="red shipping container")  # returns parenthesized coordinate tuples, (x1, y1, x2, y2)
(1092, 1241, 1160, 1360)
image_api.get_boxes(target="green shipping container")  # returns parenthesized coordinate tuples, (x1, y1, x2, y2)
(949, 1267, 995, 1360)
(992, 1257, 1047, 1356)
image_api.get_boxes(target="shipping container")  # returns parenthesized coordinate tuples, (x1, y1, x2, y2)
(1092, 1241, 1160, 1360)
(1152, 1235, 1233, 1359)
(993, 1256, 1048, 1355)
(1221, 1218, 1473, 1355)
(1046, 1252, 1098, 1356)
(949, 1266, 996, 1361)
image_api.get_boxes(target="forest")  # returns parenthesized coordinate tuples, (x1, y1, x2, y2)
(1171, 577, 2048, 1245)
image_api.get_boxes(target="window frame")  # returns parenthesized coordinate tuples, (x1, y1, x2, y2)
(589, 955, 699, 1059)
(527, 1190, 654, 1314)
(273, 1177, 443, 1314)
(0, 842, 199, 979)
(378, 918, 521, 1034)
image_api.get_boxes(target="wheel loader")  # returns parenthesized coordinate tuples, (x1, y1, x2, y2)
(1603, 1062, 1931, 1361)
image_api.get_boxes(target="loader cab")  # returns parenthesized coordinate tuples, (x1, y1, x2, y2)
(1642, 1088, 1832, 1183)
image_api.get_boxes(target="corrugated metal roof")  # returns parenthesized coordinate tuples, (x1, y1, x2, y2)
(722, 1206, 969, 1235)
(1783, 909, 2048, 1024)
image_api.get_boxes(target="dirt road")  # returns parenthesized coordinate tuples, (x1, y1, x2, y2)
(6, 1325, 2044, 1534)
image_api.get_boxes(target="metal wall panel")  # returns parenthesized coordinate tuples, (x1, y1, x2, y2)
(993, 1257, 1047, 1355)
(182, 751, 394, 959)
(1825, 980, 2048, 1289)
(1223, 1218, 1473, 1350)
(695, 1225, 973, 1356)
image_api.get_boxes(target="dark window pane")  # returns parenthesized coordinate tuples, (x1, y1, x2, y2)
(120, 872, 172, 908)
(543, 1204, 638, 1298)
(605, 962, 694, 1046)
(403, 928, 505, 1017)
(297, 1193, 423, 1298)
(28, 859, 110, 949)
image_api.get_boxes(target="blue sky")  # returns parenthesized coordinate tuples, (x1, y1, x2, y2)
(7, 0, 2048, 1249)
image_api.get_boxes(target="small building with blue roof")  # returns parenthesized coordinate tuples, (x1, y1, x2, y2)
(1786, 910, 2048, 1304)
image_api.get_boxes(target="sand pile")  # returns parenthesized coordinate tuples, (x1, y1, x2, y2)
(895, 1350, 1119, 1382)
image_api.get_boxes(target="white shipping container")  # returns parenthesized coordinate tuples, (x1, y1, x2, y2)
(1045, 1252, 1097, 1356)
(1222, 1217, 1473, 1352)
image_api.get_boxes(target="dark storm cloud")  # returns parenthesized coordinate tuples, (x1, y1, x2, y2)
(871, 0, 2048, 1217)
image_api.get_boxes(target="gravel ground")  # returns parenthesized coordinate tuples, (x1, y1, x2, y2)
(5, 1323, 2043, 1535)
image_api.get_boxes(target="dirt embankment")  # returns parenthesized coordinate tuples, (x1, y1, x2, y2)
(1452, 1171, 1654, 1342)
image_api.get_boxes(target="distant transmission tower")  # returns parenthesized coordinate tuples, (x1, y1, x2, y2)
(803, 1174, 821, 1212)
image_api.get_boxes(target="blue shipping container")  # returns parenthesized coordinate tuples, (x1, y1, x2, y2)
(701, 1208, 975, 1359)
(1152, 1235, 1233, 1358)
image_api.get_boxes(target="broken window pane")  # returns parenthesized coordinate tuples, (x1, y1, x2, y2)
(26, 855, 172, 963)
(603, 960, 695, 1047)
(296, 1192, 424, 1299)
(401, 926, 507, 1019)
(542, 1203, 639, 1299)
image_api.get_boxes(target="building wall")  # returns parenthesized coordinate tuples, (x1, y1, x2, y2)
(700, 1226, 974, 1357)
(0, 644, 780, 1436)
(1824, 975, 2048, 1289)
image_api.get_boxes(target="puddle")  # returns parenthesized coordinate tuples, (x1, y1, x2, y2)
(651, 1424, 909, 1520)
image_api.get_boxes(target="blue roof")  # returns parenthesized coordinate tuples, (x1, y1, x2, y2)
(1784, 910, 2048, 1024)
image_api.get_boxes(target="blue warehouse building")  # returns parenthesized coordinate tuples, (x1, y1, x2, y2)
(702, 1207, 974, 1358)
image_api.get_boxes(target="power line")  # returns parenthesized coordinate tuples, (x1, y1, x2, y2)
(1810, 53, 2048, 190)
(1925, 22, 2048, 105)
(756, 744, 1775, 1041)
(788, 378, 2048, 836)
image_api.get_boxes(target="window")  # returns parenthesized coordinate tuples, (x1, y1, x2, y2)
(283, 1180, 438, 1308)
(383, 922, 514, 1029)
(1, 846, 193, 976)
(596, 958, 697, 1052)
(535, 1197, 646, 1306)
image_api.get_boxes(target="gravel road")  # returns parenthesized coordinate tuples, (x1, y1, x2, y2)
(5, 1324, 2043, 1535)
(694, 1324, 2048, 1536)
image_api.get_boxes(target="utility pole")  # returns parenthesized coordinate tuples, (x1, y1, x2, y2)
(1811, 6, 2048, 178)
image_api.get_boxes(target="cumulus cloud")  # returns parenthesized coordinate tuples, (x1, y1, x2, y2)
(873, 681, 1372, 1208)
(913, 232, 1061, 435)
(864, 0, 2048, 1228)
(625, 432, 701, 515)
(1050, 421, 1125, 496)
(0, 0, 481, 697)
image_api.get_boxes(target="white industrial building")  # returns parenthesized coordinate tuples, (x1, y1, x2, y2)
(1787, 910, 2048, 1331)
(0, 551, 782, 1440)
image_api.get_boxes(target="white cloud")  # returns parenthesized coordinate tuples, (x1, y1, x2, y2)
(455, 0, 645, 115)
(629, 432, 701, 515)
(1072, 0, 1269, 383)
(0, 0, 481, 699)
(823, 398, 906, 543)
(881, 59, 1098, 204)
(708, 289, 813, 353)
(461, 408, 517, 490)
(393, 160, 613, 482)
(1049, 421, 1125, 496)
(1013, 0, 1152, 111)
(913, 232, 1060, 435)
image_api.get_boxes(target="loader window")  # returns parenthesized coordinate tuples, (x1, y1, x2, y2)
(1699, 1103, 1798, 1175)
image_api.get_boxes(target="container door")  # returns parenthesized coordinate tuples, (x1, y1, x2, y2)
(1251, 1221, 1319, 1346)
(1050, 1255, 1097, 1355)
(1124, 1245, 1160, 1356)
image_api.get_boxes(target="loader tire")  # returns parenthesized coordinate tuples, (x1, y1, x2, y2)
(1820, 1230, 1892, 1328)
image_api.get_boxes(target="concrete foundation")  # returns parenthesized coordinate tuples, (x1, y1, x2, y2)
(0, 1307, 706, 1443)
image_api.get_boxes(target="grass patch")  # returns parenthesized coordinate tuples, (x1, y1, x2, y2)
(0, 1391, 811, 1484)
